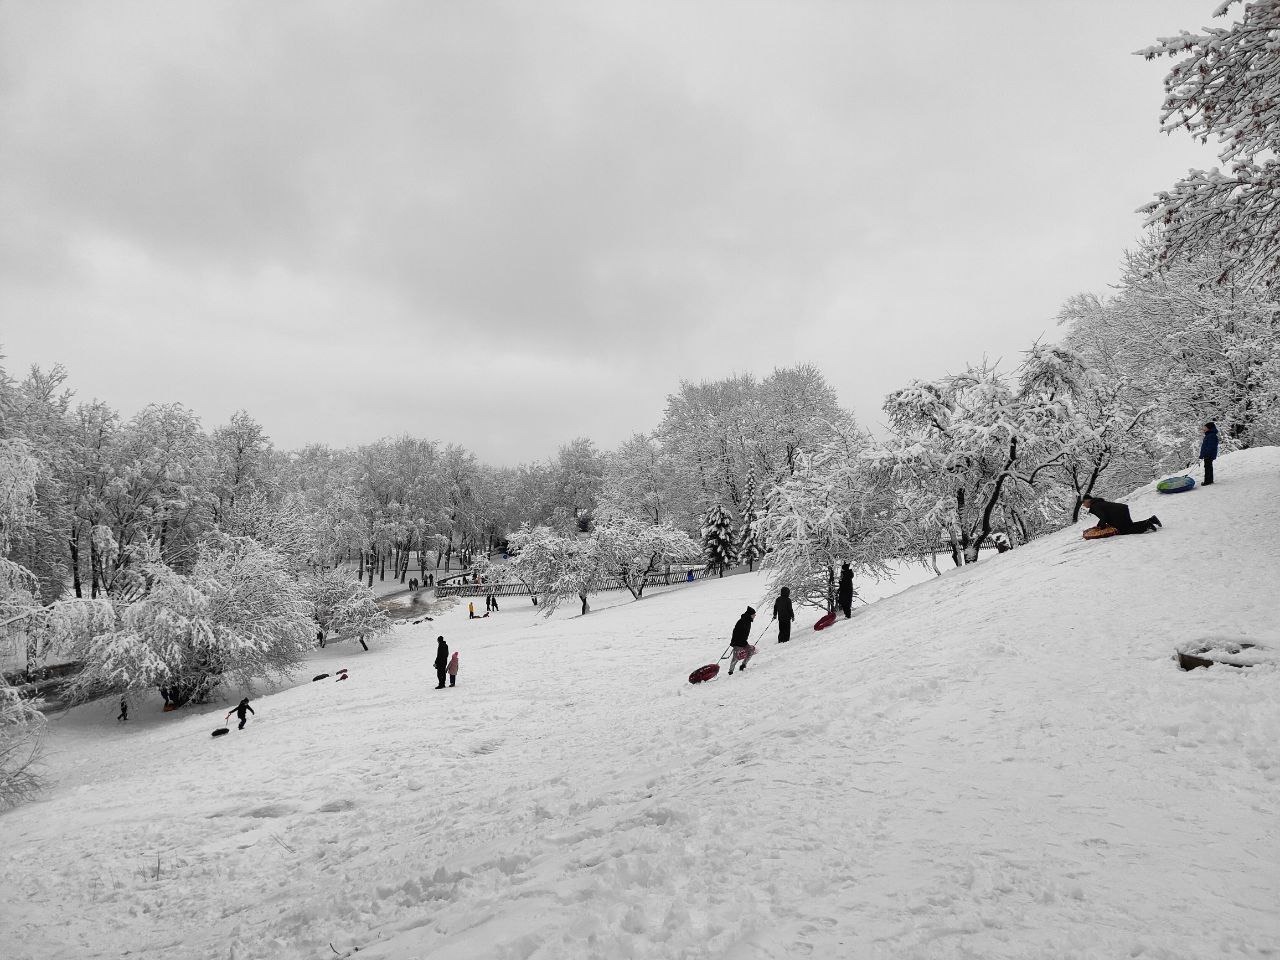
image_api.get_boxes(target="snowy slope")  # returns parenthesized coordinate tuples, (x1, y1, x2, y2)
(5, 449, 1279, 960)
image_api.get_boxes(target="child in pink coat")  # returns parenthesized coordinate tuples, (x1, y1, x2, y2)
(447, 651, 459, 687)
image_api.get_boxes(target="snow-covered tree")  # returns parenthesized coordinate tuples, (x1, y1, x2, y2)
(0, 439, 47, 808)
(507, 524, 602, 616)
(875, 351, 1096, 566)
(210, 410, 273, 527)
(737, 467, 764, 572)
(303, 568, 392, 651)
(738, 506, 763, 573)
(54, 534, 314, 705)
(548, 437, 604, 530)
(1060, 244, 1280, 451)
(590, 517, 700, 601)
(598, 433, 678, 525)
(1139, 1, 1280, 287)
(652, 366, 853, 535)
(761, 434, 912, 613)
(0, 680, 44, 810)
(700, 504, 738, 578)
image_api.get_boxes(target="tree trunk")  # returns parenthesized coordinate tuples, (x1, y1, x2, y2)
(358, 635, 369, 651)
(90, 535, 100, 599)
(69, 527, 82, 599)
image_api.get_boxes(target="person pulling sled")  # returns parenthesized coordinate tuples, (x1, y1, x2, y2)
(728, 607, 757, 675)
(230, 698, 255, 730)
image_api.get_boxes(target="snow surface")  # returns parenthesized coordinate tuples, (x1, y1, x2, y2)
(4, 449, 1279, 959)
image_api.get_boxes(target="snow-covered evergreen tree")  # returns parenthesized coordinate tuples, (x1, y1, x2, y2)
(737, 467, 764, 572)
(700, 504, 738, 578)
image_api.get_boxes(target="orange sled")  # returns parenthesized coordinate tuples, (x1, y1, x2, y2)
(1083, 526, 1118, 539)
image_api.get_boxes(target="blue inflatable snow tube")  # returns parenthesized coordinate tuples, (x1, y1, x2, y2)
(1157, 475, 1196, 494)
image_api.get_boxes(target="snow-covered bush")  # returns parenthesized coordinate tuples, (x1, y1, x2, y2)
(0, 680, 44, 810)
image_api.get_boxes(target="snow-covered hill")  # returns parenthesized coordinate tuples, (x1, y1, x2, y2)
(6, 450, 1279, 959)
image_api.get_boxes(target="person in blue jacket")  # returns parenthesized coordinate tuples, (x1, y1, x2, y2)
(1199, 422, 1219, 485)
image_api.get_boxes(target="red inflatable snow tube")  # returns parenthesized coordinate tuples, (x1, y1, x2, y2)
(813, 611, 837, 631)
(688, 663, 720, 684)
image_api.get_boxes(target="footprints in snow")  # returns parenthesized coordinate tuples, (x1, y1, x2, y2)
(210, 798, 359, 819)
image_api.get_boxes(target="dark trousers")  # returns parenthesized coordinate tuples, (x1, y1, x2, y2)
(778, 620, 791, 643)
(449, 673, 456, 687)
(1117, 518, 1158, 535)
(1204, 458, 1215, 485)
(238, 717, 247, 729)
(436, 667, 446, 688)
(839, 598, 852, 618)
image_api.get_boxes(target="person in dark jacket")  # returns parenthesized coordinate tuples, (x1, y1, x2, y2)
(117, 697, 128, 722)
(434, 636, 449, 689)
(773, 587, 795, 643)
(728, 607, 757, 675)
(837, 563, 854, 618)
(1081, 496, 1160, 535)
(1199, 422, 1219, 485)
(231, 698, 255, 730)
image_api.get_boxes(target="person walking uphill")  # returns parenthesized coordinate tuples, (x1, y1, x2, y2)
(837, 563, 854, 619)
(773, 587, 795, 643)
(434, 636, 449, 689)
(230, 698, 255, 730)
(1199, 422, 1219, 485)
(727, 607, 757, 675)
(447, 651, 459, 687)
(1081, 496, 1160, 535)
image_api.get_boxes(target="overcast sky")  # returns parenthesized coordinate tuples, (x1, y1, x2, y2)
(0, 0, 1220, 464)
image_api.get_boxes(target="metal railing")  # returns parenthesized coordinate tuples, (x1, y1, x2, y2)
(435, 566, 710, 598)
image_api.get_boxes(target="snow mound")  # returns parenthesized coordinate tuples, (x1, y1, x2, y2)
(5, 449, 1280, 959)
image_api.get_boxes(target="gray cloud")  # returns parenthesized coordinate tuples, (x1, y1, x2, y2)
(0, 0, 1219, 462)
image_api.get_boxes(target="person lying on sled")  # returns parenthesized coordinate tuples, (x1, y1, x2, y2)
(1081, 495, 1160, 535)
